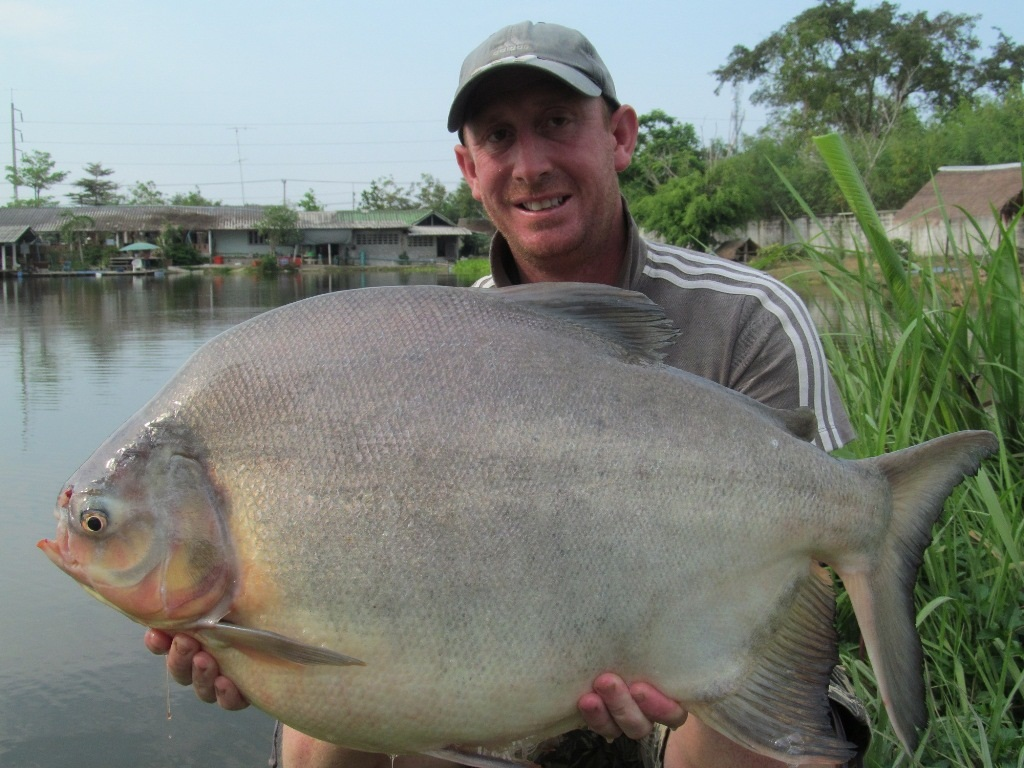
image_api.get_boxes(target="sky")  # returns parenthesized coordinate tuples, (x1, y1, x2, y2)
(2, 0, 1020, 210)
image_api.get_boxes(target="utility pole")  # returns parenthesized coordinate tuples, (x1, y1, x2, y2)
(281, 178, 287, 205)
(10, 96, 23, 202)
(727, 86, 745, 157)
(230, 126, 249, 205)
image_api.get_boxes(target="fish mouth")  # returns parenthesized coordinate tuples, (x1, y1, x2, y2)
(38, 525, 77, 574)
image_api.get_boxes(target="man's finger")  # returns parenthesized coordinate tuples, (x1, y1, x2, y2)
(167, 634, 201, 687)
(214, 676, 251, 711)
(628, 682, 688, 730)
(578, 691, 623, 741)
(191, 650, 219, 704)
(144, 628, 173, 656)
(592, 673, 653, 740)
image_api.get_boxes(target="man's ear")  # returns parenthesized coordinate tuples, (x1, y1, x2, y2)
(609, 105, 639, 173)
(454, 144, 483, 201)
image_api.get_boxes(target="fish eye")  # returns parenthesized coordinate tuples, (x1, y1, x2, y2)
(80, 509, 108, 534)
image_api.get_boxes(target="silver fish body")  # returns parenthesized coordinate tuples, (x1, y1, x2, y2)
(40, 283, 998, 764)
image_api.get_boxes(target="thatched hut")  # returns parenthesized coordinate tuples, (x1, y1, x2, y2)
(714, 238, 759, 263)
(892, 163, 1023, 257)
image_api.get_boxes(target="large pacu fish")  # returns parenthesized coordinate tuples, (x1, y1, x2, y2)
(40, 283, 997, 765)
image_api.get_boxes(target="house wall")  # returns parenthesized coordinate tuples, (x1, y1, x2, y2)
(350, 230, 437, 264)
(210, 230, 302, 263)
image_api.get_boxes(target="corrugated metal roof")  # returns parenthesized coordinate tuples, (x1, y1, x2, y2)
(0, 206, 465, 234)
(0, 205, 268, 233)
(0, 225, 36, 243)
(319, 209, 436, 229)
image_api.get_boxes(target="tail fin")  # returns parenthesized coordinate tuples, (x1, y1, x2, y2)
(839, 430, 998, 753)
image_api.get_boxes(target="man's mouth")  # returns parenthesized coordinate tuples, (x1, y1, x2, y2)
(519, 196, 566, 212)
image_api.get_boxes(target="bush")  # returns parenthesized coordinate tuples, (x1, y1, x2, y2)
(255, 253, 279, 277)
(162, 241, 203, 266)
(451, 257, 490, 285)
(749, 243, 801, 271)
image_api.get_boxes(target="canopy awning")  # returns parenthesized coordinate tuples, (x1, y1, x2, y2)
(408, 225, 473, 237)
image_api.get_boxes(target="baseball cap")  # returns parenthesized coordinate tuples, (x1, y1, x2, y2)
(447, 21, 619, 133)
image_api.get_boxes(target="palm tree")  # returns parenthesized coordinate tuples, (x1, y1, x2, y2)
(57, 213, 96, 267)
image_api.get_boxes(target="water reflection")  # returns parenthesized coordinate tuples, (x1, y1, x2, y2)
(0, 270, 451, 768)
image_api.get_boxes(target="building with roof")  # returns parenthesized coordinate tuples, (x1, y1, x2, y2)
(0, 206, 473, 270)
(892, 163, 1023, 257)
(713, 238, 759, 263)
(0, 225, 42, 271)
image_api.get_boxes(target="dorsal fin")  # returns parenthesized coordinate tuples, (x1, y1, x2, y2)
(489, 282, 679, 364)
(769, 406, 819, 442)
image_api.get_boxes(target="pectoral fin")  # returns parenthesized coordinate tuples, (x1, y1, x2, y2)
(200, 622, 365, 666)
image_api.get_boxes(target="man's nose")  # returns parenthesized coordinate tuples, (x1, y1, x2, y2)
(510, 131, 553, 182)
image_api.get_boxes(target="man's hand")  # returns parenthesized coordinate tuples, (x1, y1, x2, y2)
(578, 672, 688, 740)
(144, 629, 250, 711)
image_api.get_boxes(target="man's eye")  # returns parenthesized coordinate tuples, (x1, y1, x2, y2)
(486, 128, 511, 144)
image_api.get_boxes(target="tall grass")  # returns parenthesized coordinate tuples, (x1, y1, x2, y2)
(783, 135, 1023, 766)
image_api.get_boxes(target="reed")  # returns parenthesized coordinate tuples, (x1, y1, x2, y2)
(784, 135, 1023, 766)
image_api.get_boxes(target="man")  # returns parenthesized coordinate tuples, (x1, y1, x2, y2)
(148, 20, 868, 768)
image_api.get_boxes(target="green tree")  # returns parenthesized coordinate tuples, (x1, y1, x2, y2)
(975, 30, 1024, 97)
(631, 162, 755, 250)
(297, 188, 324, 211)
(619, 110, 703, 201)
(415, 174, 449, 211)
(157, 223, 201, 265)
(57, 212, 96, 264)
(712, 0, 1005, 172)
(68, 162, 120, 205)
(125, 180, 166, 205)
(727, 129, 844, 217)
(438, 179, 485, 223)
(256, 205, 302, 257)
(360, 175, 416, 210)
(5, 150, 68, 205)
(169, 188, 222, 206)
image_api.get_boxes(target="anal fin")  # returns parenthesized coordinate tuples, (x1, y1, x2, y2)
(691, 564, 855, 765)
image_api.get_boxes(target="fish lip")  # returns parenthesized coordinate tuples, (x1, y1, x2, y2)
(37, 525, 80, 574)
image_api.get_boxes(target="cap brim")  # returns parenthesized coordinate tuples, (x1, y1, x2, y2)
(447, 57, 603, 133)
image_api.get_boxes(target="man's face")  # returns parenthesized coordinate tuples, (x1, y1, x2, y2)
(454, 72, 637, 275)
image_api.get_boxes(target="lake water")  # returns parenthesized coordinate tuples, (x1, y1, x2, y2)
(0, 269, 454, 768)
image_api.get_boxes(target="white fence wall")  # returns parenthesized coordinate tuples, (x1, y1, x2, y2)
(722, 210, 1022, 257)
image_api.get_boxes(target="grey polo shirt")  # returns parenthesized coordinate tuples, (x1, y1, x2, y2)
(474, 207, 854, 452)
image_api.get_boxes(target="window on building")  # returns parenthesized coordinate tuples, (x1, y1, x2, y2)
(355, 231, 400, 246)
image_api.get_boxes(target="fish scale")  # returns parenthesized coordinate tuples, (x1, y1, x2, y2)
(40, 283, 998, 765)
